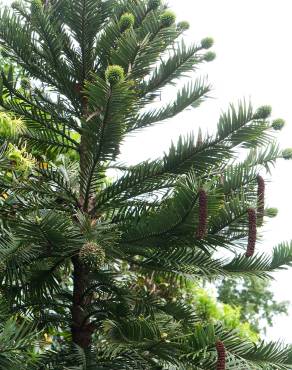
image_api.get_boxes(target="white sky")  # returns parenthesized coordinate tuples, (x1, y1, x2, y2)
(2, 0, 292, 342)
(120, 0, 292, 342)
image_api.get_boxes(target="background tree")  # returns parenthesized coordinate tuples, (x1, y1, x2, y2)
(0, 0, 292, 369)
(217, 277, 289, 335)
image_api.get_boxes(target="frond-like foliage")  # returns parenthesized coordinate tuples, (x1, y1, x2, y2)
(0, 318, 41, 369)
(0, 0, 290, 368)
(128, 79, 210, 132)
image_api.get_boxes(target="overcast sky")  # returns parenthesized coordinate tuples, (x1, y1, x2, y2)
(2, 0, 292, 342)
(121, 0, 292, 342)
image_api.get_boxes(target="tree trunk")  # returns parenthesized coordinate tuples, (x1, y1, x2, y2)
(71, 86, 95, 349)
(71, 255, 95, 348)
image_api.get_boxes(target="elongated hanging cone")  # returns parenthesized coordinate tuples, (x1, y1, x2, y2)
(246, 208, 257, 257)
(196, 189, 208, 239)
(196, 128, 203, 147)
(257, 175, 265, 225)
(216, 341, 226, 370)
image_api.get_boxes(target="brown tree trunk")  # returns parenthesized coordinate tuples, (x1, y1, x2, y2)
(71, 85, 95, 349)
(71, 255, 95, 348)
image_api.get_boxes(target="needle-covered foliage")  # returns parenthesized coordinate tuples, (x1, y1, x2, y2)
(0, 0, 291, 369)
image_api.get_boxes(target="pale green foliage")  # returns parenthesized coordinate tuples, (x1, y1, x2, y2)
(0, 112, 26, 138)
(160, 10, 176, 27)
(254, 105, 272, 120)
(282, 148, 292, 159)
(272, 118, 285, 131)
(177, 20, 190, 31)
(265, 207, 279, 218)
(119, 12, 135, 32)
(201, 37, 214, 49)
(6, 143, 36, 172)
(105, 65, 125, 85)
(204, 51, 216, 62)
(185, 285, 259, 342)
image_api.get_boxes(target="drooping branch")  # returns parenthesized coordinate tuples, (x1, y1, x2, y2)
(257, 175, 265, 225)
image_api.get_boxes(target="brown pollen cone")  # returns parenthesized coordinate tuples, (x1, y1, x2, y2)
(216, 340, 226, 370)
(246, 208, 257, 257)
(196, 189, 208, 239)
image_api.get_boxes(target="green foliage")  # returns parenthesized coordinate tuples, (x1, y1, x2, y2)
(0, 318, 42, 369)
(30, 0, 42, 14)
(253, 105, 272, 120)
(272, 118, 285, 131)
(184, 285, 259, 342)
(6, 143, 35, 172)
(201, 37, 214, 49)
(105, 64, 125, 85)
(204, 51, 216, 62)
(148, 0, 161, 10)
(282, 148, 292, 159)
(265, 207, 279, 218)
(119, 12, 135, 32)
(160, 10, 176, 28)
(0, 112, 26, 138)
(0, 0, 290, 368)
(177, 21, 190, 31)
(218, 277, 289, 334)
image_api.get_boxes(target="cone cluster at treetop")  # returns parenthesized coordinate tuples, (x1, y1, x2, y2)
(0, 0, 291, 368)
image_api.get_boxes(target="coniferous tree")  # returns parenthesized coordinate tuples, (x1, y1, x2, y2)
(0, 0, 292, 368)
